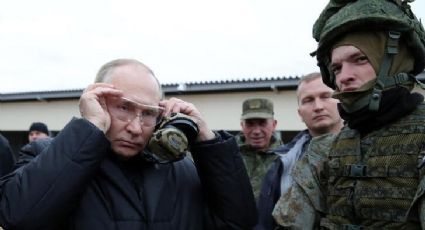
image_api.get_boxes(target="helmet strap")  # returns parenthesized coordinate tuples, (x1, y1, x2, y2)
(340, 31, 417, 113)
(368, 31, 401, 111)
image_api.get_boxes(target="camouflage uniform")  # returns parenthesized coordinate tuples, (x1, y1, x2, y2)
(273, 104, 425, 229)
(320, 104, 425, 229)
(255, 130, 311, 229)
(272, 134, 335, 230)
(237, 132, 282, 200)
(306, 0, 425, 228)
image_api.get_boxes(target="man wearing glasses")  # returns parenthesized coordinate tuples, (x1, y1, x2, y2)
(0, 59, 256, 230)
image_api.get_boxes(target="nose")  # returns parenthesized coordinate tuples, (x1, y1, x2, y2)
(336, 63, 355, 88)
(250, 124, 263, 134)
(313, 98, 324, 111)
(125, 117, 143, 135)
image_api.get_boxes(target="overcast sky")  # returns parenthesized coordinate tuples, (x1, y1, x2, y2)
(0, 0, 424, 93)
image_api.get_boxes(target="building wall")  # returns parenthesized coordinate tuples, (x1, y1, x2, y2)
(0, 89, 302, 132)
(2, 83, 425, 152)
(173, 90, 301, 131)
(3, 83, 425, 132)
(0, 100, 80, 131)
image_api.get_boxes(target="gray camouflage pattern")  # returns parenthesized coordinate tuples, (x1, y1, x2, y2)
(272, 134, 336, 229)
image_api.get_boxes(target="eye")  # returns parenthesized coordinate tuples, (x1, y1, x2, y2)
(244, 120, 254, 127)
(301, 97, 313, 105)
(321, 93, 332, 99)
(117, 103, 130, 112)
(142, 109, 159, 118)
(355, 55, 369, 64)
(330, 64, 341, 75)
(258, 120, 267, 127)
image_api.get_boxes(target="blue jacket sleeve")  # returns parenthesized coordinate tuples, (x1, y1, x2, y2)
(191, 130, 258, 230)
(0, 118, 110, 229)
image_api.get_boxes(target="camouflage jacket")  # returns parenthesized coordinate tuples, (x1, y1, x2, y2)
(273, 103, 425, 229)
(321, 104, 425, 229)
(236, 132, 283, 200)
(272, 133, 336, 230)
(256, 130, 312, 230)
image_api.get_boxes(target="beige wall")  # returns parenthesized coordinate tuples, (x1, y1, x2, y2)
(172, 91, 302, 131)
(3, 84, 425, 132)
(0, 89, 304, 131)
(0, 84, 425, 131)
(0, 100, 80, 131)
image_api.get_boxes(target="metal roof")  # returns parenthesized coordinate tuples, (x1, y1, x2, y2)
(0, 76, 300, 102)
(1, 72, 424, 102)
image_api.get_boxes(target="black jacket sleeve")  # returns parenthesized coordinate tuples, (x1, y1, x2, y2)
(0, 118, 110, 229)
(191, 131, 257, 230)
(14, 137, 53, 170)
(0, 134, 15, 177)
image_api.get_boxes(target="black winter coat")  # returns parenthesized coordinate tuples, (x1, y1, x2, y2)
(0, 118, 256, 230)
(14, 137, 53, 170)
(0, 133, 15, 177)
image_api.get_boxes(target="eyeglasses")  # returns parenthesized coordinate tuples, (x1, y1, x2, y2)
(108, 97, 164, 127)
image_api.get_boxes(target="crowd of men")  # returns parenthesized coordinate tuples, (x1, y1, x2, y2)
(0, 0, 425, 229)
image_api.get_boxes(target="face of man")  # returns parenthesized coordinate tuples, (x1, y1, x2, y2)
(105, 64, 162, 158)
(28, 131, 48, 142)
(240, 118, 277, 151)
(330, 45, 377, 92)
(297, 77, 342, 137)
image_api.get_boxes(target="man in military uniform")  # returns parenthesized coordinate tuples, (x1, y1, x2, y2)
(256, 73, 343, 229)
(274, 0, 425, 229)
(236, 98, 282, 201)
(272, 133, 336, 229)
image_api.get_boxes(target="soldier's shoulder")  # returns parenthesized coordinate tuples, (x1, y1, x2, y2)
(307, 133, 336, 158)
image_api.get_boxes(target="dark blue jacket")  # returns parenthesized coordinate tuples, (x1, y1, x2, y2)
(14, 137, 53, 170)
(255, 130, 311, 230)
(0, 118, 256, 230)
(0, 133, 15, 177)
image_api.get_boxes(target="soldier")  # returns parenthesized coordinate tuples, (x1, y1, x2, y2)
(236, 98, 282, 200)
(257, 73, 343, 229)
(275, 0, 425, 229)
(272, 133, 336, 229)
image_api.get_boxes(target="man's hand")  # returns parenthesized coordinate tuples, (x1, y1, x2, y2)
(79, 83, 122, 133)
(159, 97, 215, 141)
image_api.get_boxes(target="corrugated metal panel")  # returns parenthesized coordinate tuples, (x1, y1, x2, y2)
(0, 76, 300, 102)
(1, 72, 424, 102)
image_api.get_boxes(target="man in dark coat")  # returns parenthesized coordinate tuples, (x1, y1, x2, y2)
(0, 58, 256, 230)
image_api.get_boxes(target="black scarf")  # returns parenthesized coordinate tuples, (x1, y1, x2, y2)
(338, 87, 424, 135)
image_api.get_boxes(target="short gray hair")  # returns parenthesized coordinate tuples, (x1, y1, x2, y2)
(95, 58, 163, 97)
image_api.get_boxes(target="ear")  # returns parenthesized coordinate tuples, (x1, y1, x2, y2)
(297, 108, 305, 123)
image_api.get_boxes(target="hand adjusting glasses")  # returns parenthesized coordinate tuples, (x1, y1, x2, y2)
(108, 97, 164, 127)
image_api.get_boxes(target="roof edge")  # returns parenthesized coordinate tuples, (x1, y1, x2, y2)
(1, 72, 424, 102)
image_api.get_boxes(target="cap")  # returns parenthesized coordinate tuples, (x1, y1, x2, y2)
(241, 98, 274, 120)
(29, 122, 49, 135)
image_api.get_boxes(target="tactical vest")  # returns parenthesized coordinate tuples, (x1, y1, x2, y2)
(322, 104, 425, 229)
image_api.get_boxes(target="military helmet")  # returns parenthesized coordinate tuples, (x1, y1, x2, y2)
(313, 0, 425, 89)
